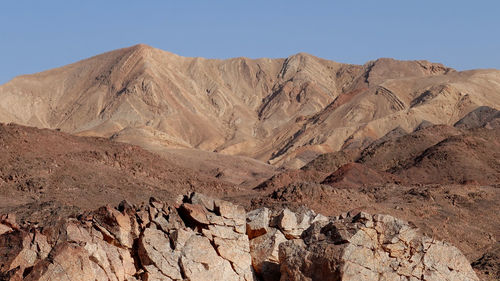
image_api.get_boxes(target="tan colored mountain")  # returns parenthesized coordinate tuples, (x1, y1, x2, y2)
(1, 44, 499, 168)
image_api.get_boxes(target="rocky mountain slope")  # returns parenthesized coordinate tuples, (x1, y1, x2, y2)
(1, 44, 499, 167)
(257, 121, 500, 191)
(0, 122, 497, 279)
(0, 123, 239, 223)
(247, 119, 500, 280)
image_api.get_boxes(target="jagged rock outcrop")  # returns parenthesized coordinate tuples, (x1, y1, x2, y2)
(0, 194, 479, 281)
(0, 194, 255, 281)
(278, 212, 479, 281)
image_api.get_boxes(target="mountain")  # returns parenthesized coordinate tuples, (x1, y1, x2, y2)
(1, 44, 499, 280)
(257, 123, 500, 191)
(1, 44, 499, 168)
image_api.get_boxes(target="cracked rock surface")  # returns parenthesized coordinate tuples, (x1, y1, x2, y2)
(0, 193, 479, 281)
(278, 212, 479, 281)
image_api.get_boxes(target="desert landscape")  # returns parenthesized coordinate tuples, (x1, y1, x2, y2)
(0, 44, 498, 281)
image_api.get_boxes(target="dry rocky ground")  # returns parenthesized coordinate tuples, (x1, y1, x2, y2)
(0, 193, 484, 281)
(0, 120, 498, 280)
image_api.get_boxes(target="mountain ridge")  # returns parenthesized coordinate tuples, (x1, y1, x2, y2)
(1, 44, 499, 167)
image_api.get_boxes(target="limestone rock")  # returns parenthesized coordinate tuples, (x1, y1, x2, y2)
(138, 228, 183, 280)
(246, 207, 270, 239)
(23, 243, 98, 281)
(215, 199, 246, 225)
(0, 214, 18, 236)
(0, 230, 50, 280)
(180, 235, 240, 281)
(277, 208, 315, 239)
(0, 223, 11, 235)
(179, 203, 210, 225)
(0, 195, 479, 281)
(93, 205, 134, 248)
(214, 236, 255, 281)
(279, 212, 480, 281)
(250, 228, 287, 281)
(190, 192, 216, 211)
(66, 221, 137, 281)
(0, 214, 19, 229)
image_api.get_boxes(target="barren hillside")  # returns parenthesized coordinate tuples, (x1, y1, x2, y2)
(1, 44, 499, 167)
(0, 123, 239, 222)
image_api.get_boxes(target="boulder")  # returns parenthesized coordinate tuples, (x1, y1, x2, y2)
(190, 192, 216, 211)
(246, 207, 270, 239)
(66, 221, 137, 281)
(279, 213, 480, 281)
(179, 203, 210, 225)
(180, 235, 240, 281)
(93, 205, 134, 248)
(23, 243, 99, 281)
(0, 223, 13, 236)
(138, 228, 184, 280)
(214, 236, 255, 281)
(202, 198, 256, 281)
(214, 199, 246, 233)
(0, 230, 50, 280)
(0, 214, 19, 230)
(250, 228, 287, 281)
(276, 208, 317, 239)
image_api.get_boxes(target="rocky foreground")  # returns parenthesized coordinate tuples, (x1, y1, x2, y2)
(0, 193, 479, 281)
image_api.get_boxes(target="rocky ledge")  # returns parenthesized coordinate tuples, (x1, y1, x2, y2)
(0, 193, 479, 281)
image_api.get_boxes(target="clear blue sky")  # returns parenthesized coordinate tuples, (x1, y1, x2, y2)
(1, 1, 499, 84)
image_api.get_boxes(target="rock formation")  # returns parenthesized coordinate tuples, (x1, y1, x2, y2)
(0, 193, 479, 281)
(279, 212, 479, 281)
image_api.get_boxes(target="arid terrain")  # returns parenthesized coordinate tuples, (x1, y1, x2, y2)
(0, 45, 498, 280)
(1, 44, 499, 168)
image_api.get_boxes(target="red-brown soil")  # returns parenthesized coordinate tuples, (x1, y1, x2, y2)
(261, 125, 500, 192)
(321, 162, 401, 188)
(0, 123, 236, 224)
(394, 128, 500, 184)
(0, 115, 498, 280)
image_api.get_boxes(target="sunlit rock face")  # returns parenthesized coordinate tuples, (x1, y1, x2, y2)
(0, 193, 479, 281)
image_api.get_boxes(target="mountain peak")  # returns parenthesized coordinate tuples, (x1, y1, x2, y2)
(127, 43, 155, 53)
(290, 52, 313, 57)
(126, 43, 155, 58)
